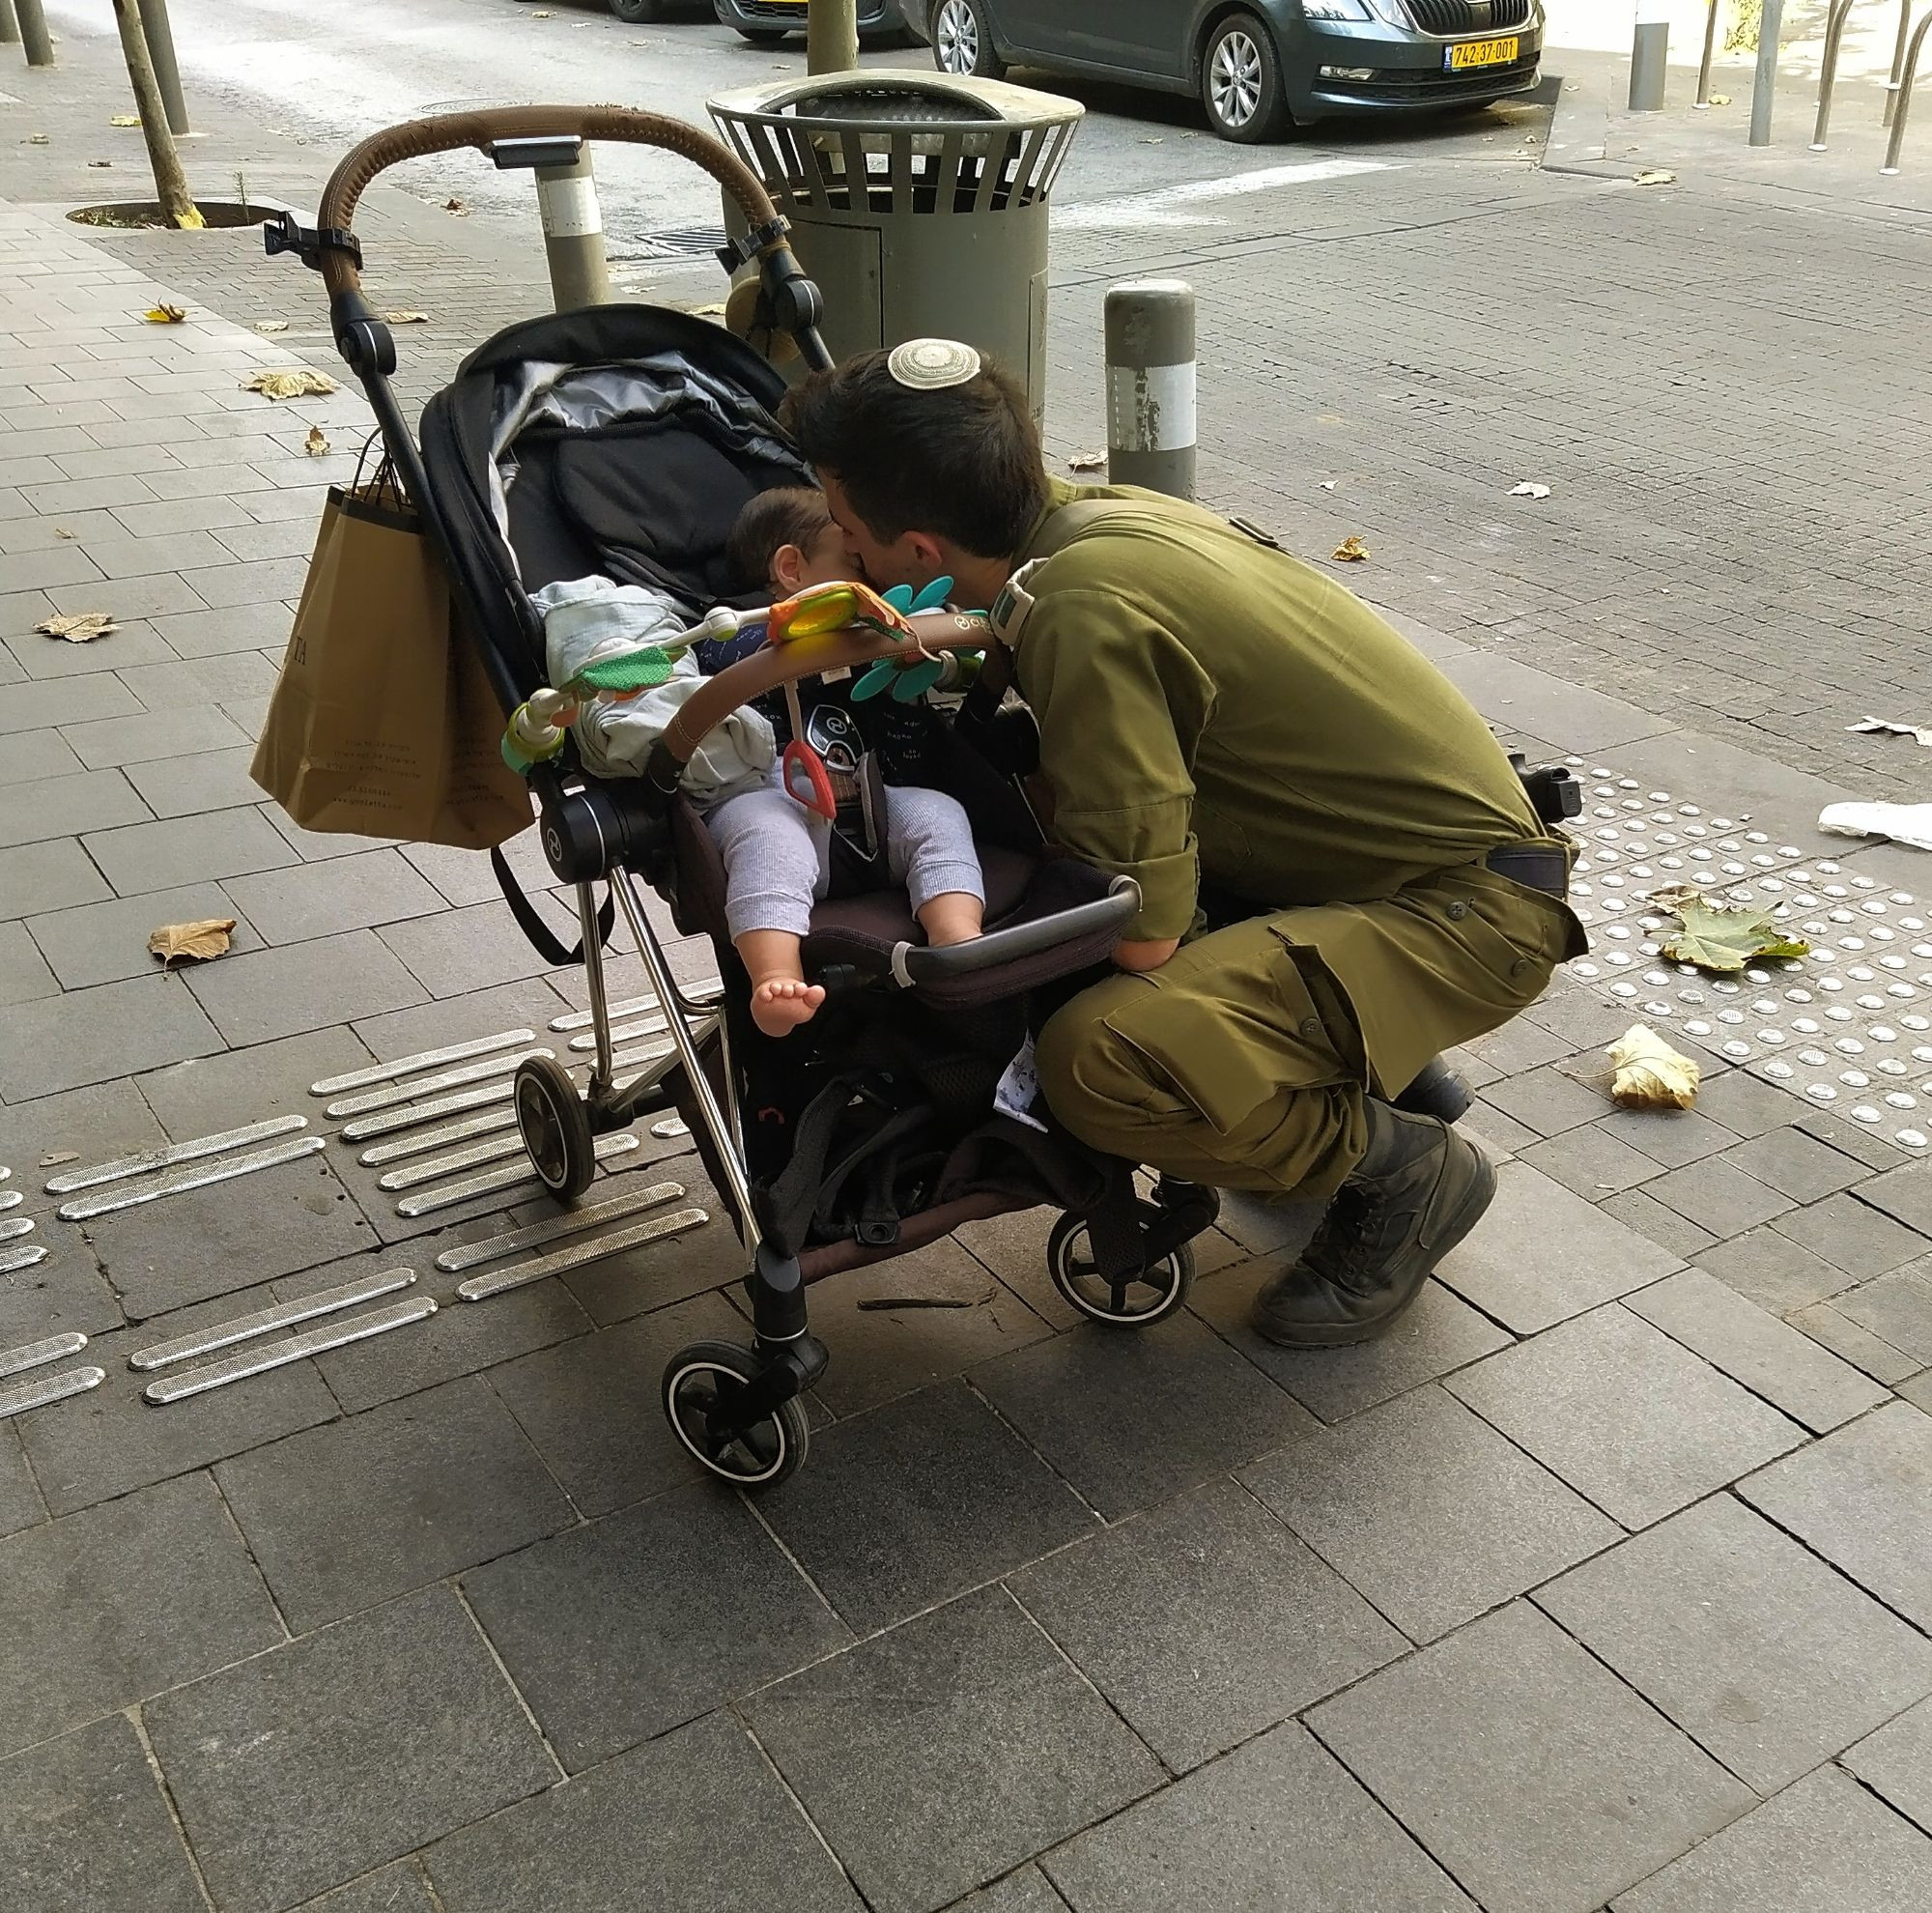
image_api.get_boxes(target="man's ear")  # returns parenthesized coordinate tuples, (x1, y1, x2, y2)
(905, 531, 947, 577)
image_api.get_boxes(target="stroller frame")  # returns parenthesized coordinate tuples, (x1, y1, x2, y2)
(278, 103, 1222, 1489)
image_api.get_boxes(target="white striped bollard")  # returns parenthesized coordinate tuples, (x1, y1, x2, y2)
(535, 151, 612, 312)
(1104, 279, 1196, 501)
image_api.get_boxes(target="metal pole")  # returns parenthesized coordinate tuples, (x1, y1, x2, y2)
(140, 0, 189, 135)
(1885, 0, 1914, 127)
(1812, 0, 1856, 148)
(0, 0, 20, 50)
(1694, 0, 1721, 105)
(1104, 280, 1196, 500)
(1750, 0, 1784, 144)
(1631, 0, 1670, 109)
(534, 151, 611, 311)
(14, 0, 52, 67)
(1882, 7, 1932, 169)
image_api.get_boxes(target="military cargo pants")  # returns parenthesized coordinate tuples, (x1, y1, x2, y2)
(1035, 860, 1581, 1201)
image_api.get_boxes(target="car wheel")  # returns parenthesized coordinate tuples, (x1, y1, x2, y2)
(931, 0, 1006, 79)
(608, 0, 662, 22)
(1201, 12, 1291, 142)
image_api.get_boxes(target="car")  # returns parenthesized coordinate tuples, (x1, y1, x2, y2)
(713, 0, 918, 45)
(910, 0, 1543, 141)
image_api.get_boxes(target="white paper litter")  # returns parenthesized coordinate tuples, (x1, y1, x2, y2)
(1509, 482, 1551, 500)
(1819, 802, 1932, 852)
(994, 1035, 1050, 1133)
(1847, 716, 1932, 746)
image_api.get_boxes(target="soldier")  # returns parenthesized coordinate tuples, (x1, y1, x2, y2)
(783, 341, 1585, 1349)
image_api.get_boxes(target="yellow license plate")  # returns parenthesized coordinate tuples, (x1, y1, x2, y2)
(1446, 35, 1520, 70)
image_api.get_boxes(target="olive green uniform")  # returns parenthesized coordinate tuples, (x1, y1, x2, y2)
(1001, 481, 1587, 1200)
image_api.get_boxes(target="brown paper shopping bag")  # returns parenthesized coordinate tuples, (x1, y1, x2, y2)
(251, 467, 531, 850)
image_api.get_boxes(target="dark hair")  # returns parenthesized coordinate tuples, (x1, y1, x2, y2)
(725, 485, 837, 591)
(781, 351, 1048, 558)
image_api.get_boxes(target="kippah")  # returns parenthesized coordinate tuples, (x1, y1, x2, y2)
(887, 338, 982, 389)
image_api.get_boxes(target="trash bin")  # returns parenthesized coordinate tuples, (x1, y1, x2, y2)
(707, 71, 1083, 420)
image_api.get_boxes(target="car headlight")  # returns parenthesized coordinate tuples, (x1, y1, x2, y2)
(1301, 0, 1372, 17)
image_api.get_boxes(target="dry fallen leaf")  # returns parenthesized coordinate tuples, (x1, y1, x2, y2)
(148, 918, 237, 968)
(1848, 715, 1932, 746)
(304, 425, 331, 457)
(1709, 93, 1732, 105)
(691, 302, 727, 318)
(1332, 535, 1371, 562)
(39, 1151, 80, 1168)
(1509, 481, 1551, 500)
(145, 303, 186, 324)
(254, 320, 291, 335)
(1608, 1024, 1701, 1110)
(1066, 450, 1107, 472)
(173, 207, 206, 231)
(110, 114, 141, 128)
(36, 612, 117, 643)
(88, 159, 113, 169)
(242, 368, 338, 400)
(444, 197, 469, 216)
(53, 527, 73, 539)
(1634, 168, 1677, 187)
(384, 309, 430, 324)
(28, 134, 50, 146)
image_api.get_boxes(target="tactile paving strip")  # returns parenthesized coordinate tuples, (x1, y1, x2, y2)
(1559, 761, 1930, 1152)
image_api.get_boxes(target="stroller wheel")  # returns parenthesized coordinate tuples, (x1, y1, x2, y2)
(515, 1054, 596, 1202)
(1048, 1215, 1195, 1329)
(662, 1340, 809, 1490)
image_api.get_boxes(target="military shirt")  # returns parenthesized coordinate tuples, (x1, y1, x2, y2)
(998, 480, 1548, 942)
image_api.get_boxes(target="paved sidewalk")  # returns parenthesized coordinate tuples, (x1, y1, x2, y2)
(4, 39, 1932, 1913)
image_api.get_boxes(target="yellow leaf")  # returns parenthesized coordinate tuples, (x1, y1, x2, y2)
(148, 919, 237, 968)
(145, 303, 186, 324)
(173, 206, 206, 230)
(304, 425, 330, 457)
(384, 310, 430, 324)
(1607, 1024, 1701, 1110)
(110, 115, 141, 128)
(242, 368, 338, 400)
(1332, 535, 1371, 562)
(35, 612, 117, 643)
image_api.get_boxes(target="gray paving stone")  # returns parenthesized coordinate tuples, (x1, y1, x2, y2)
(227, 849, 448, 946)
(0, 668, 143, 738)
(550, 1159, 753, 1324)
(0, 971, 223, 1099)
(115, 651, 281, 713)
(150, 598, 292, 658)
(294, 1862, 439, 1913)
(0, 1423, 44, 1539)
(0, 724, 83, 785)
(1520, 1124, 1665, 1197)
(1788, 1301, 1923, 1384)
(0, 1715, 205, 1913)
(1644, 1157, 1798, 1239)
(1776, 1192, 1931, 1279)
(145, 1586, 554, 1913)
(1541, 1491, 1932, 1797)
(0, 918, 59, 1006)
(747, 1585, 1163, 1913)
(465, 1481, 850, 1771)
(486, 1290, 746, 1517)
(184, 927, 429, 1045)
(347, 975, 567, 1062)
(0, 765, 147, 847)
(422, 1711, 864, 1913)
(45, 571, 206, 622)
(757, 1378, 1097, 1632)
(74, 528, 229, 581)
(1844, 1694, 1932, 1830)
(135, 1024, 372, 1140)
(378, 899, 565, 999)
(1799, 1110, 1917, 1174)
(1611, 1765, 1932, 1913)
(1009, 1477, 1406, 1769)
(82, 803, 298, 896)
(1431, 1161, 1684, 1334)
(1627, 1268, 1889, 1432)
(0, 542, 104, 593)
(1043, 1720, 1474, 1913)
(972, 1309, 1316, 1520)
(1599, 1187, 1720, 1263)
(1192, 1266, 1510, 1422)
(215, 1375, 574, 1631)
(1696, 1224, 1860, 1313)
(1307, 1601, 1755, 1913)
(25, 879, 263, 989)
(0, 836, 112, 920)
(1245, 1383, 1620, 1642)
(948, 1868, 1069, 1913)
(1738, 1401, 1932, 1628)
(124, 741, 268, 816)
(5, 623, 180, 684)
(1861, 1161, 1932, 1235)
(92, 1152, 378, 1320)
(1691, 1069, 1805, 1138)
(1480, 1062, 1609, 1137)
(1723, 1127, 1872, 1204)
(1445, 1304, 1806, 1528)
(181, 555, 309, 608)
(0, 1073, 155, 1169)
(0, 1238, 122, 1356)
(1835, 1266, 1932, 1366)
(0, 1469, 283, 1757)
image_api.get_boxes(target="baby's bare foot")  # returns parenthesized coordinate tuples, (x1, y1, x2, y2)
(751, 978, 825, 1038)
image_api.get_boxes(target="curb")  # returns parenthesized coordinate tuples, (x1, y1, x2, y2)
(1541, 57, 1656, 181)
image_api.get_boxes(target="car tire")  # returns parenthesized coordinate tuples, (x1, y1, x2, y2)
(930, 0, 1007, 79)
(1201, 12, 1292, 143)
(608, 0, 662, 23)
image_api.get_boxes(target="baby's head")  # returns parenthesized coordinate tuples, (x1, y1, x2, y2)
(727, 485, 850, 598)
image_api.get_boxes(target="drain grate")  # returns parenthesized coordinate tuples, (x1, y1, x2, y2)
(618, 225, 728, 262)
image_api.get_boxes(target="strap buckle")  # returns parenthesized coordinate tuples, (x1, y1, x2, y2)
(264, 209, 363, 274)
(715, 215, 791, 271)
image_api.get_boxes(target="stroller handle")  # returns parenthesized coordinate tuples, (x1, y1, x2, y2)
(891, 878, 1141, 987)
(314, 105, 786, 300)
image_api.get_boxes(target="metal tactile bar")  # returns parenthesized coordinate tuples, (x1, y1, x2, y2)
(0, 1365, 105, 1420)
(43, 1114, 310, 1195)
(325, 1048, 554, 1121)
(435, 1181, 688, 1272)
(310, 1028, 538, 1098)
(0, 1243, 46, 1275)
(128, 1267, 417, 1372)
(55, 1137, 327, 1223)
(0, 1331, 89, 1381)
(143, 1297, 437, 1405)
(0, 1217, 35, 1243)
(457, 1207, 710, 1302)
(393, 1132, 640, 1218)
(1559, 761, 1930, 1152)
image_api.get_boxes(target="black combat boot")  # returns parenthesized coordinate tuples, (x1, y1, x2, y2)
(1250, 1100, 1495, 1347)
(1393, 1053, 1471, 1126)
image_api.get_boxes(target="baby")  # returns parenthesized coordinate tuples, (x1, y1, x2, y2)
(706, 486, 985, 1039)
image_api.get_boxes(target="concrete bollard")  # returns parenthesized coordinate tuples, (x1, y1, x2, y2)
(535, 151, 612, 311)
(141, 0, 190, 136)
(1630, 0, 1669, 110)
(1750, 0, 1785, 145)
(14, 0, 52, 67)
(1104, 279, 1196, 501)
(0, 0, 20, 49)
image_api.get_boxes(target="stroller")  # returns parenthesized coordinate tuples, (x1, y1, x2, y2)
(272, 104, 1221, 1489)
